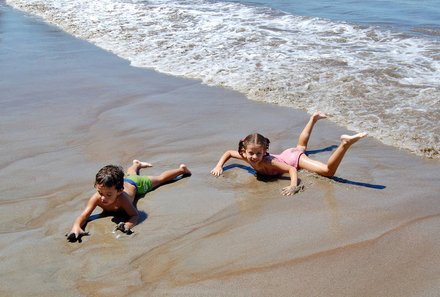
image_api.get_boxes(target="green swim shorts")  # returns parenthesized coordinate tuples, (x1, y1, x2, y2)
(124, 175, 153, 195)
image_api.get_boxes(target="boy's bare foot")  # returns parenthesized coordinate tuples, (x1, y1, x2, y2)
(312, 111, 327, 122)
(133, 159, 153, 168)
(180, 164, 192, 176)
(340, 132, 368, 145)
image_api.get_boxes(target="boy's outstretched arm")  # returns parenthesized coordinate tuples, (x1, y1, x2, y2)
(211, 150, 243, 176)
(67, 194, 98, 241)
(117, 196, 139, 232)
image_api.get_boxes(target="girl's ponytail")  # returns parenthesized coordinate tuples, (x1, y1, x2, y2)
(264, 136, 270, 151)
(238, 139, 245, 154)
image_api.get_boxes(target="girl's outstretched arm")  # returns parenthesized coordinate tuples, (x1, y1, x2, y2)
(281, 167, 304, 196)
(269, 160, 303, 196)
(211, 150, 243, 176)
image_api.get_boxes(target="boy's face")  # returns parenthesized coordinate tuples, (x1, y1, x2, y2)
(95, 184, 122, 205)
(243, 144, 266, 165)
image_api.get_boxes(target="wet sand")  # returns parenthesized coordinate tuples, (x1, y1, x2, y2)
(1, 4, 440, 297)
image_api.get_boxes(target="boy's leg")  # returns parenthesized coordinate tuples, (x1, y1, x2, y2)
(126, 159, 153, 175)
(150, 164, 191, 189)
(298, 132, 367, 176)
(296, 112, 327, 150)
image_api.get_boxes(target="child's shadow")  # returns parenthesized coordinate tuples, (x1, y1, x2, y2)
(306, 145, 386, 189)
(329, 176, 385, 189)
(305, 145, 338, 155)
(224, 145, 386, 190)
(86, 193, 149, 225)
(87, 209, 149, 226)
(223, 164, 292, 183)
(223, 164, 256, 174)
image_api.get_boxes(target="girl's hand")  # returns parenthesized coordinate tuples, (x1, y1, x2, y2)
(281, 184, 304, 196)
(211, 166, 223, 176)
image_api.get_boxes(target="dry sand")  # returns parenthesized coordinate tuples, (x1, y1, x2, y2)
(1, 4, 440, 297)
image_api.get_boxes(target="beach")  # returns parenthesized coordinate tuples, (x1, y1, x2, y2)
(1, 4, 440, 297)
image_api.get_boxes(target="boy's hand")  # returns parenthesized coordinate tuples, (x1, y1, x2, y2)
(281, 184, 304, 196)
(114, 222, 126, 232)
(114, 222, 133, 235)
(66, 229, 89, 243)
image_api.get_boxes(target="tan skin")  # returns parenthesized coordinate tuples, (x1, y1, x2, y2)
(69, 160, 191, 239)
(211, 145, 300, 195)
(211, 112, 367, 196)
(69, 183, 140, 239)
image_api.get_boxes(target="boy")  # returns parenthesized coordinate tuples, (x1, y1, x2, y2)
(66, 160, 191, 242)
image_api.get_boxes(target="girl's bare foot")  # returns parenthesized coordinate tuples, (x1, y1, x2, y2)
(312, 111, 327, 122)
(133, 159, 153, 168)
(180, 164, 192, 176)
(340, 132, 368, 145)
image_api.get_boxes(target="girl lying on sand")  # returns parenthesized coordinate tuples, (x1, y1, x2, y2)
(211, 112, 367, 195)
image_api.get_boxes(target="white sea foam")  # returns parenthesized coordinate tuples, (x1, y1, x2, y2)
(6, 0, 440, 158)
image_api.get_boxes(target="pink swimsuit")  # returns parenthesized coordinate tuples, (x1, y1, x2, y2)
(264, 147, 305, 176)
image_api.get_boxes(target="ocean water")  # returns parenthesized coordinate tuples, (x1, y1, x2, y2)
(4, 0, 440, 158)
(237, 0, 440, 34)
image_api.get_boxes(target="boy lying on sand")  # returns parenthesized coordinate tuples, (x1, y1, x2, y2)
(66, 160, 191, 242)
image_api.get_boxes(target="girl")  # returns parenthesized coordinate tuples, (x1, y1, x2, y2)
(211, 112, 367, 196)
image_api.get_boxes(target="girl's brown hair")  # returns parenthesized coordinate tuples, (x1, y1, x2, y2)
(238, 133, 270, 155)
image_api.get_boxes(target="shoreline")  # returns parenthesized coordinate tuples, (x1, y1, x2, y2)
(5, 0, 440, 160)
(1, 4, 440, 297)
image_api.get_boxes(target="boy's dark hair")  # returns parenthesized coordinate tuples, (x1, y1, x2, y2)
(94, 165, 124, 191)
(238, 133, 270, 154)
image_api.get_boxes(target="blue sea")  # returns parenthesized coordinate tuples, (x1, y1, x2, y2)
(4, 0, 440, 158)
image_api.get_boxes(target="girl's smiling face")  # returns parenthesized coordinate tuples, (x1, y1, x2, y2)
(95, 184, 122, 205)
(243, 144, 266, 165)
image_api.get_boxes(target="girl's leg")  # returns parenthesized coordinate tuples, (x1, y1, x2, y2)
(126, 159, 153, 175)
(297, 112, 327, 150)
(298, 132, 367, 177)
(149, 164, 191, 188)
